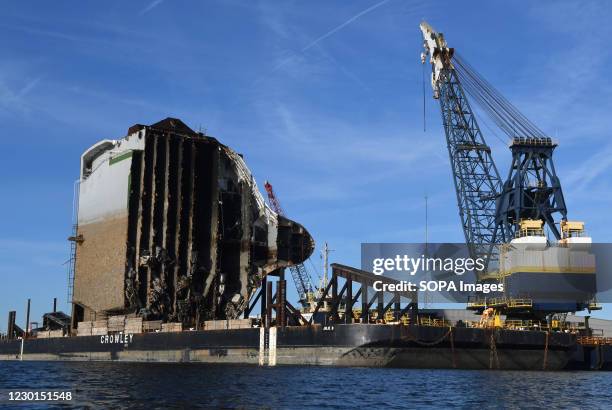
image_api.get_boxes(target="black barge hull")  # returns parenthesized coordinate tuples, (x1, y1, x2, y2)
(0, 324, 594, 370)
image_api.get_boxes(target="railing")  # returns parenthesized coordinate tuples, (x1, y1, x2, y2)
(417, 317, 452, 328)
(467, 297, 533, 309)
(340, 311, 597, 335)
(578, 336, 612, 346)
(507, 298, 533, 308)
(347, 312, 453, 327)
(515, 228, 544, 238)
(562, 230, 588, 238)
(503, 320, 583, 332)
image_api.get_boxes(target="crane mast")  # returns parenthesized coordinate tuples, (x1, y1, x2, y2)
(264, 181, 314, 307)
(420, 22, 504, 270)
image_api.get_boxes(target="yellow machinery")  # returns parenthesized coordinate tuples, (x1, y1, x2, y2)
(516, 219, 544, 238)
(561, 220, 585, 238)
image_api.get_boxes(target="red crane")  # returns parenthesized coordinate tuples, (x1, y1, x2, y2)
(264, 181, 314, 307)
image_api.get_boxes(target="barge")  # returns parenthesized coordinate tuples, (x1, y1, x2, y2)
(3, 323, 610, 370)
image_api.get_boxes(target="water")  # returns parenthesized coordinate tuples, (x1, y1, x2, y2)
(1, 362, 611, 409)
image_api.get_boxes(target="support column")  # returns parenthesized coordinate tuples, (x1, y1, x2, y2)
(266, 281, 273, 328)
(269, 327, 277, 366)
(7, 311, 15, 340)
(394, 295, 401, 321)
(409, 302, 418, 326)
(25, 299, 31, 339)
(331, 274, 338, 322)
(260, 276, 267, 323)
(345, 278, 353, 324)
(278, 279, 286, 328)
(258, 327, 265, 366)
(361, 284, 368, 323)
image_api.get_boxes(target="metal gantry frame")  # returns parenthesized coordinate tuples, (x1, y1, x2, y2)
(496, 137, 568, 240)
(244, 264, 418, 327)
(309, 264, 418, 325)
(243, 269, 309, 327)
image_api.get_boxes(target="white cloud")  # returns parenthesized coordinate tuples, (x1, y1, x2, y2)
(300, 0, 391, 52)
(139, 0, 164, 15)
(0, 69, 42, 114)
(516, 1, 612, 143)
(564, 142, 612, 192)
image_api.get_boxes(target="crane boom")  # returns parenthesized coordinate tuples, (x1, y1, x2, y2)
(420, 21, 504, 269)
(264, 181, 314, 306)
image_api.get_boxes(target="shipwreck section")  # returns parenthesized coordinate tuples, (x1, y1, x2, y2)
(71, 118, 314, 328)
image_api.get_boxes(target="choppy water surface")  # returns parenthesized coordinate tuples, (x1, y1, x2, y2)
(0, 362, 611, 409)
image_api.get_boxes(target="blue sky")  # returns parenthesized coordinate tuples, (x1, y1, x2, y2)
(1, 0, 612, 328)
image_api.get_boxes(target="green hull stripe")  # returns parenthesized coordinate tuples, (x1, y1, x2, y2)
(109, 150, 133, 165)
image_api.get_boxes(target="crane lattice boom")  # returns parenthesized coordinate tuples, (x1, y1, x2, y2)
(420, 22, 504, 269)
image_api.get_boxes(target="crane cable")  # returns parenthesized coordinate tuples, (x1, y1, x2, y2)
(452, 52, 547, 140)
(422, 60, 427, 132)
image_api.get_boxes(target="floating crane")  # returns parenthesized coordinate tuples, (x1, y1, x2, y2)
(264, 181, 315, 308)
(419, 21, 596, 317)
(419, 21, 504, 270)
(419, 21, 573, 264)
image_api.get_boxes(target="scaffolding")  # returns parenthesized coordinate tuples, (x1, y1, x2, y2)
(66, 180, 81, 304)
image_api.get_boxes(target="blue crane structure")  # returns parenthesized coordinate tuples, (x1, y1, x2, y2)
(419, 22, 571, 265)
(420, 22, 504, 271)
(418, 22, 597, 318)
